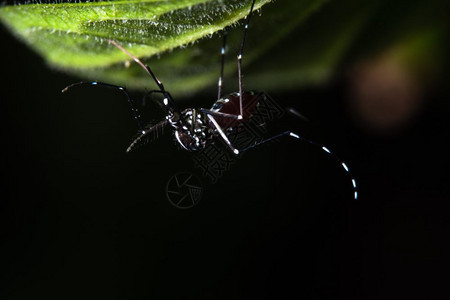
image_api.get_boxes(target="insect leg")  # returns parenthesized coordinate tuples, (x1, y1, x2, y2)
(205, 0, 258, 120)
(206, 114, 240, 155)
(61, 81, 144, 132)
(242, 131, 358, 200)
(237, 0, 257, 118)
(199, 108, 241, 119)
(217, 30, 228, 100)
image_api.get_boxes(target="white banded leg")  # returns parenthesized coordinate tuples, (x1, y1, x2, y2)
(206, 114, 240, 155)
(217, 30, 228, 100)
(242, 130, 358, 200)
(236, 0, 257, 119)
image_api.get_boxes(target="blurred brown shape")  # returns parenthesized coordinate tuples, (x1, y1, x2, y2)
(346, 24, 446, 135)
(348, 50, 424, 135)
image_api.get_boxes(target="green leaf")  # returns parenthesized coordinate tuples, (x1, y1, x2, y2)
(0, 0, 333, 94)
(2, 0, 447, 96)
(0, 0, 272, 68)
(78, 0, 331, 94)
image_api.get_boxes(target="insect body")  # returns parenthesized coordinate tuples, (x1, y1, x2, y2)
(172, 92, 258, 153)
(126, 90, 262, 154)
(62, 0, 358, 200)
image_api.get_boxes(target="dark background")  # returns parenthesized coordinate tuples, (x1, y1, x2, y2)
(1, 13, 450, 300)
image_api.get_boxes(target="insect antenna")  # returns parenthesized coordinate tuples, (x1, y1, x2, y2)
(127, 119, 169, 153)
(108, 40, 165, 91)
(108, 40, 178, 111)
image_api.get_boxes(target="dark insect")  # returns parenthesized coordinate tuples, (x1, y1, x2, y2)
(62, 0, 358, 200)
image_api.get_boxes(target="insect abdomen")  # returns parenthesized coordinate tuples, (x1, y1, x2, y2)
(212, 91, 262, 128)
